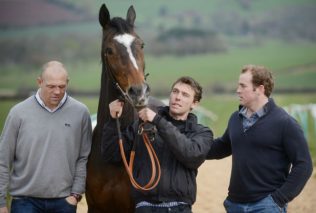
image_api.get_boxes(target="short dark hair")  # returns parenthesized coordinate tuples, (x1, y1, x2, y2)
(171, 76, 202, 102)
(241, 65, 274, 97)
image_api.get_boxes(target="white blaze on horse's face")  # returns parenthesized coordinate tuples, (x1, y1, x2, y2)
(114, 34, 139, 70)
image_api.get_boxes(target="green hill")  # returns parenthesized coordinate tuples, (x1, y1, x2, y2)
(0, 0, 316, 93)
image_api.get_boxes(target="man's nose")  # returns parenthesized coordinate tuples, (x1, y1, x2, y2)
(54, 87, 61, 94)
(175, 93, 181, 100)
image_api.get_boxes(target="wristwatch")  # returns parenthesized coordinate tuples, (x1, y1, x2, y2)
(70, 193, 82, 202)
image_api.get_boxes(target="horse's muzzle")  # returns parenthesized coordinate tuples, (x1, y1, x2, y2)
(128, 83, 150, 109)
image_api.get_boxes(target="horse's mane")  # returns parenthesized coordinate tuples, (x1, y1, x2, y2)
(109, 17, 134, 34)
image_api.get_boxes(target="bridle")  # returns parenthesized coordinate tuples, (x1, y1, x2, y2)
(105, 61, 135, 106)
(104, 54, 161, 191)
(105, 56, 150, 107)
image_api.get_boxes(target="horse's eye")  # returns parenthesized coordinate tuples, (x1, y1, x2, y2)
(106, 48, 113, 55)
(141, 43, 145, 49)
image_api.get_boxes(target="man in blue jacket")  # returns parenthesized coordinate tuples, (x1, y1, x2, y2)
(207, 64, 313, 213)
(102, 76, 213, 213)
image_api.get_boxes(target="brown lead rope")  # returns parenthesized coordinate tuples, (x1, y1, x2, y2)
(115, 115, 161, 191)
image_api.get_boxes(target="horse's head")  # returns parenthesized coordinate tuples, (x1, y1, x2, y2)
(99, 4, 149, 109)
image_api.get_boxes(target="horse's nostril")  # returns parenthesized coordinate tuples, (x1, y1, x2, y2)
(128, 84, 150, 97)
(128, 86, 138, 97)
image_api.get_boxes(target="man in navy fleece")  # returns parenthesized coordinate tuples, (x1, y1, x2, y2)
(207, 64, 313, 213)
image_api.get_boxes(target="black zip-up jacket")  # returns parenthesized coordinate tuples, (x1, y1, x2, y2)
(101, 106, 213, 205)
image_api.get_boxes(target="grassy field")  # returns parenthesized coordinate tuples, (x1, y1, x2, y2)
(1, 39, 316, 93)
(146, 40, 316, 91)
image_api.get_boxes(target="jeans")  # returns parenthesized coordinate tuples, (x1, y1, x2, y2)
(224, 195, 287, 213)
(11, 196, 77, 213)
(135, 205, 192, 213)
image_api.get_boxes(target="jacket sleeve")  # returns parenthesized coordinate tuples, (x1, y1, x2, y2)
(101, 118, 135, 163)
(206, 127, 232, 159)
(152, 114, 213, 169)
(71, 108, 92, 194)
(271, 117, 313, 207)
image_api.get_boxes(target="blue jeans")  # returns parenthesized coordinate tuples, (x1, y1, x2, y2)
(11, 196, 77, 213)
(224, 195, 287, 213)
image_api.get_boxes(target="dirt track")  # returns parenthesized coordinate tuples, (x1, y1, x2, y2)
(78, 157, 316, 212)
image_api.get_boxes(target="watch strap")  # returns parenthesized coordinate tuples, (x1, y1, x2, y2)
(70, 193, 82, 202)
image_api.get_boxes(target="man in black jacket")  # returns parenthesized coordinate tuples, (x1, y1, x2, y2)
(102, 76, 213, 213)
(207, 65, 313, 213)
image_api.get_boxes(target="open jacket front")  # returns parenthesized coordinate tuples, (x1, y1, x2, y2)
(101, 106, 213, 205)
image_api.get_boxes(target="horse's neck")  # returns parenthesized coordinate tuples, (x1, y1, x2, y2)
(97, 65, 136, 131)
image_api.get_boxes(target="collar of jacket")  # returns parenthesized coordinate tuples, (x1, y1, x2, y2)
(238, 98, 276, 115)
(158, 106, 197, 132)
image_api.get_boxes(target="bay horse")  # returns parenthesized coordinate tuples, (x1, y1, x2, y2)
(86, 4, 162, 213)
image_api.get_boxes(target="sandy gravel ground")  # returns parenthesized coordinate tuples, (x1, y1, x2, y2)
(78, 157, 315, 212)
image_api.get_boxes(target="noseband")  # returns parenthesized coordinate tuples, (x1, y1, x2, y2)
(105, 62, 150, 109)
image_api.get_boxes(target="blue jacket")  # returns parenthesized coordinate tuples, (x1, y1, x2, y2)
(207, 99, 313, 207)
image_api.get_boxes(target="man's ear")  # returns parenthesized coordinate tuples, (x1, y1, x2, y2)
(37, 77, 43, 87)
(257, 84, 265, 96)
(190, 101, 199, 111)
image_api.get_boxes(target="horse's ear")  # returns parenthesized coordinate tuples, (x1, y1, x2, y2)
(99, 4, 110, 28)
(126, 5, 136, 26)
